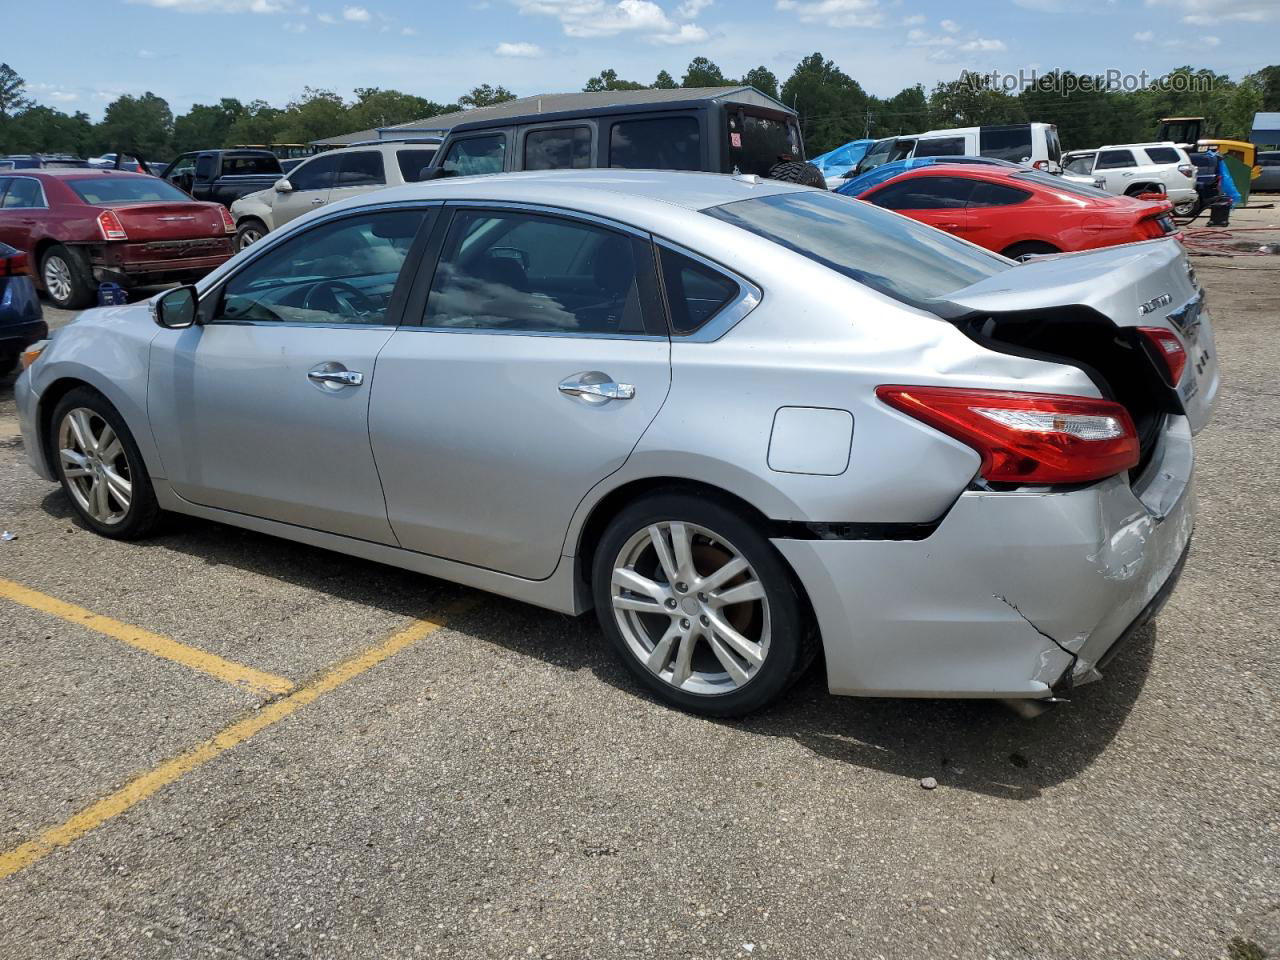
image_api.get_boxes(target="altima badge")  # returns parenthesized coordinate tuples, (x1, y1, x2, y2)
(1138, 293, 1173, 315)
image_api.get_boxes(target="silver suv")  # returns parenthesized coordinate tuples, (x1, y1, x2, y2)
(229, 139, 440, 249)
(1063, 142, 1197, 214)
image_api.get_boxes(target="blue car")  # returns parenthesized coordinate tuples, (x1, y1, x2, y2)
(0, 241, 46, 377)
(835, 155, 1020, 197)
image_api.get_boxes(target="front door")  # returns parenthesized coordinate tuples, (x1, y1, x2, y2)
(863, 175, 976, 238)
(148, 207, 433, 543)
(1094, 148, 1138, 193)
(273, 151, 340, 227)
(0, 177, 46, 253)
(370, 206, 671, 580)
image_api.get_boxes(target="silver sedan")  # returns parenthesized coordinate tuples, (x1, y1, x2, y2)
(15, 170, 1219, 716)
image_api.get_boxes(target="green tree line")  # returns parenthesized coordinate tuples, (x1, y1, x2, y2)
(2, 57, 1277, 162)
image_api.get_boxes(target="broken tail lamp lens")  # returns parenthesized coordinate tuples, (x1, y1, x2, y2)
(876, 385, 1140, 485)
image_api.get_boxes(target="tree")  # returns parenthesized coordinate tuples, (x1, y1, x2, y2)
(273, 87, 349, 144)
(742, 66, 779, 101)
(2, 106, 93, 155)
(226, 100, 284, 146)
(927, 71, 1023, 128)
(781, 53, 869, 155)
(583, 69, 646, 92)
(348, 88, 451, 131)
(459, 84, 516, 109)
(0, 63, 32, 119)
(874, 84, 929, 137)
(682, 57, 734, 88)
(95, 92, 173, 159)
(1249, 65, 1280, 112)
(172, 99, 245, 152)
(653, 70, 677, 89)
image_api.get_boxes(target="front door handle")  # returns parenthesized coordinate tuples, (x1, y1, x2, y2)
(308, 363, 364, 389)
(311, 198, 326, 205)
(558, 371, 635, 405)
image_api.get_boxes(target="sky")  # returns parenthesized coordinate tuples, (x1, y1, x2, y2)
(5, 0, 1276, 120)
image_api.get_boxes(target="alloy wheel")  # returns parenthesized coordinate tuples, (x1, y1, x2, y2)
(43, 255, 73, 304)
(609, 521, 770, 696)
(238, 228, 263, 250)
(57, 407, 132, 525)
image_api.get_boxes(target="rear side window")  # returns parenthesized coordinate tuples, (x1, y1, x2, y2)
(1144, 147, 1180, 165)
(968, 181, 1032, 207)
(658, 247, 740, 335)
(610, 117, 700, 171)
(289, 153, 341, 191)
(705, 191, 1007, 311)
(524, 127, 592, 170)
(867, 176, 975, 210)
(441, 135, 506, 177)
(195, 155, 217, 180)
(336, 151, 386, 187)
(980, 126, 1032, 162)
(1096, 149, 1137, 169)
(224, 154, 281, 175)
(914, 137, 966, 158)
(396, 149, 438, 182)
(1, 178, 43, 209)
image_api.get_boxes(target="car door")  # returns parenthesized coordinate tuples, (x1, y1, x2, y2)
(0, 176, 46, 252)
(147, 206, 434, 543)
(273, 152, 340, 226)
(369, 205, 671, 580)
(437, 132, 510, 177)
(964, 178, 1034, 252)
(1094, 149, 1138, 193)
(862, 175, 975, 237)
(328, 149, 387, 206)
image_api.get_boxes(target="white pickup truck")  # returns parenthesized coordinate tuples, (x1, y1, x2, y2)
(1062, 142, 1197, 215)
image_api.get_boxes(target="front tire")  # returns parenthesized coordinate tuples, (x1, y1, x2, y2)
(41, 244, 94, 310)
(51, 387, 160, 540)
(591, 492, 811, 717)
(235, 218, 268, 252)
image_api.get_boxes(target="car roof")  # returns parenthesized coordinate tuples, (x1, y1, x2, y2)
(13, 168, 153, 179)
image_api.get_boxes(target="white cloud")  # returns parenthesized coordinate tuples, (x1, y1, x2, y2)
(401, 25, 417, 34)
(516, 0, 710, 42)
(47, 91, 78, 102)
(126, 0, 288, 11)
(940, 17, 959, 31)
(960, 36, 1006, 50)
(317, 11, 336, 21)
(342, 4, 370, 20)
(1134, 29, 1154, 40)
(495, 41, 545, 56)
(906, 27, 954, 46)
(1203, 33, 1221, 45)
(1146, 0, 1276, 21)
(1011, 0, 1065, 10)
(676, 0, 711, 14)
(776, 0, 885, 28)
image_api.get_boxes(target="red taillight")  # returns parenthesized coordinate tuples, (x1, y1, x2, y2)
(1032, 160, 1048, 170)
(219, 206, 235, 233)
(1177, 163, 1194, 178)
(876, 386, 1140, 485)
(1138, 326, 1187, 384)
(0, 251, 28, 277)
(97, 210, 128, 241)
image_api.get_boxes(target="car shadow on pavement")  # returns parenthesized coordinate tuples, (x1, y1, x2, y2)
(39, 488, 1155, 801)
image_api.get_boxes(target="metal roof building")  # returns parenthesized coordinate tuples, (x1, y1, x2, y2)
(312, 86, 793, 147)
(1251, 112, 1280, 148)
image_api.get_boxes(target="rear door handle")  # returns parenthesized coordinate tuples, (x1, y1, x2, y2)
(558, 371, 635, 405)
(311, 198, 326, 205)
(308, 363, 364, 389)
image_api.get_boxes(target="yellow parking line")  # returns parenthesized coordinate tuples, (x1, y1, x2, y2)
(0, 600, 470, 881)
(0, 578, 293, 697)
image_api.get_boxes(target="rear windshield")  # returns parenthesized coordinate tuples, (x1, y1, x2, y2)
(727, 112, 803, 176)
(1011, 169, 1113, 199)
(69, 177, 193, 205)
(704, 191, 1007, 310)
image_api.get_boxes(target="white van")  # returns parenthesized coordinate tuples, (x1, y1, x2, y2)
(853, 123, 1063, 176)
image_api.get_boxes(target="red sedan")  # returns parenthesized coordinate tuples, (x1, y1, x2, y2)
(854, 166, 1178, 260)
(0, 170, 235, 309)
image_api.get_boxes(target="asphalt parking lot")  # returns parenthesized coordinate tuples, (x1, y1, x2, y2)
(1, 211, 1278, 959)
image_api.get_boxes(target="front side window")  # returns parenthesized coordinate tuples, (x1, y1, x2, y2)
(980, 126, 1032, 162)
(705, 191, 1007, 312)
(524, 127, 592, 171)
(441, 135, 506, 177)
(396, 149, 438, 182)
(889, 139, 917, 162)
(659, 247, 740, 335)
(854, 139, 895, 175)
(425, 210, 653, 336)
(166, 155, 197, 179)
(195, 155, 217, 180)
(866, 176, 975, 210)
(336, 151, 386, 188)
(1, 178, 44, 209)
(289, 153, 341, 192)
(609, 117, 700, 171)
(218, 210, 427, 326)
(68, 177, 190, 204)
(914, 137, 966, 159)
(1096, 149, 1137, 170)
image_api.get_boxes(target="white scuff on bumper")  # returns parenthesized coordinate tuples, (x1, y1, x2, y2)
(774, 417, 1196, 699)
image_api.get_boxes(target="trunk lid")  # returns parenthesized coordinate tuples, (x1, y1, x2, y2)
(104, 202, 229, 243)
(942, 238, 1219, 436)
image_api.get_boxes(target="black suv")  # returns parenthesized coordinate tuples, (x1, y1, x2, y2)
(422, 87, 817, 183)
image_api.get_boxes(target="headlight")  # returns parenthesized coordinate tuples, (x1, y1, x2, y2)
(20, 340, 48, 370)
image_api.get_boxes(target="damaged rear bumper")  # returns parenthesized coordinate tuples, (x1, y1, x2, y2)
(772, 416, 1196, 700)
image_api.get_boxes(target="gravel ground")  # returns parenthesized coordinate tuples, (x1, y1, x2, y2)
(0, 209, 1277, 960)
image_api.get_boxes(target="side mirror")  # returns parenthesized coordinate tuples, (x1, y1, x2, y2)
(274, 178, 293, 193)
(153, 285, 198, 329)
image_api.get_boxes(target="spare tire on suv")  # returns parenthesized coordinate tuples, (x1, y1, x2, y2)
(767, 158, 827, 189)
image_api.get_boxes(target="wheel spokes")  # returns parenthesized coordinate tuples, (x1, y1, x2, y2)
(612, 567, 666, 601)
(706, 610, 765, 668)
(102, 466, 131, 510)
(670, 631, 697, 687)
(646, 622, 681, 673)
(711, 579, 765, 607)
(60, 448, 91, 478)
(67, 409, 93, 453)
(647, 524, 679, 584)
(707, 634, 750, 686)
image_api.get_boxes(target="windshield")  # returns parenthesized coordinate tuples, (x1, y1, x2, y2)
(705, 191, 1008, 311)
(70, 177, 192, 205)
(1011, 169, 1114, 200)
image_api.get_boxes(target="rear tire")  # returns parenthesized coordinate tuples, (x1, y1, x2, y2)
(50, 387, 161, 540)
(767, 160, 827, 189)
(235, 218, 268, 252)
(41, 244, 95, 310)
(1002, 241, 1060, 262)
(591, 491, 813, 717)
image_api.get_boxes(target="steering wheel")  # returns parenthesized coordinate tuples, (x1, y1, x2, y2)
(303, 280, 378, 318)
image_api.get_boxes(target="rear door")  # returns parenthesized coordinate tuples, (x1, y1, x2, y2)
(328, 149, 387, 206)
(274, 152, 340, 226)
(0, 176, 47, 252)
(369, 205, 671, 580)
(862, 175, 975, 238)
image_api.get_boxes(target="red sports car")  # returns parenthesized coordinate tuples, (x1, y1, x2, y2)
(854, 166, 1178, 260)
(0, 169, 235, 309)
